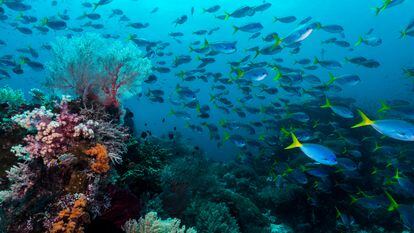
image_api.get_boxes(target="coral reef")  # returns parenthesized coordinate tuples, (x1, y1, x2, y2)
(50, 195, 90, 233)
(123, 211, 196, 233)
(84, 144, 110, 174)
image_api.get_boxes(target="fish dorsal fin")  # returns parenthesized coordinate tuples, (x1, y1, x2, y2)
(285, 133, 302, 149)
(352, 110, 374, 128)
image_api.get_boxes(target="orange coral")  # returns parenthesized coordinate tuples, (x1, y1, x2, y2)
(50, 196, 89, 233)
(84, 143, 110, 174)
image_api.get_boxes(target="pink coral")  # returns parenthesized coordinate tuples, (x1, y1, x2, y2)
(12, 101, 98, 167)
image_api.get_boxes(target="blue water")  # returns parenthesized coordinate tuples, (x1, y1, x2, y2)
(1, 0, 413, 160)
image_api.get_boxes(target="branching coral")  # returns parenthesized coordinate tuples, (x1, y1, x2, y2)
(45, 33, 152, 107)
(12, 100, 98, 166)
(123, 211, 197, 233)
(49, 195, 89, 233)
(84, 144, 110, 174)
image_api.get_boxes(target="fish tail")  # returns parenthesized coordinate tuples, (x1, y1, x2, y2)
(168, 109, 176, 116)
(272, 35, 283, 47)
(373, 141, 382, 152)
(399, 30, 407, 39)
(354, 36, 363, 47)
(351, 110, 374, 128)
(384, 190, 399, 211)
(326, 72, 336, 85)
(373, 7, 381, 16)
(320, 97, 331, 108)
(223, 131, 230, 142)
(92, 3, 100, 11)
(378, 100, 391, 113)
(40, 17, 48, 26)
(335, 207, 341, 218)
(253, 48, 260, 59)
(273, 17, 278, 23)
(393, 168, 400, 180)
(313, 56, 319, 65)
(232, 26, 239, 34)
(273, 71, 282, 81)
(203, 38, 209, 48)
(125, 34, 133, 41)
(349, 195, 359, 204)
(189, 46, 194, 52)
(224, 12, 230, 21)
(236, 69, 244, 78)
(285, 133, 302, 149)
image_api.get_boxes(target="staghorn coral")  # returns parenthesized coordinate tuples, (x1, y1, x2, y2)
(122, 211, 197, 233)
(45, 33, 152, 107)
(49, 195, 90, 233)
(84, 144, 110, 174)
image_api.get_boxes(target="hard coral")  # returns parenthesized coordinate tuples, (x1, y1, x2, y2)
(84, 144, 110, 174)
(50, 195, 89, 233)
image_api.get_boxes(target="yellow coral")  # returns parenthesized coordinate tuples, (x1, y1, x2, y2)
(84, 144, 110, 174)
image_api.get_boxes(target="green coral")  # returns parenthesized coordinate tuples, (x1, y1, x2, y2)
(0, 86, 25, 109)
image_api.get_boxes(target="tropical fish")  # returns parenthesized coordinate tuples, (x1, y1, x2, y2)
(224, 6, 255, 20)
(352, 110, 414, 141)
(203, 5, 220, 13)
(320, 97, 354, 119)
(355, 36, 382, 47)
(273, 16, 296, 23)
(233, 22, 263, 34)
(285, 133, 338, 166)
(374, 0, 405, 15)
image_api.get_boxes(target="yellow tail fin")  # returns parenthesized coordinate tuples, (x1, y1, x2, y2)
(285, 133, 302, 149)
(352, 110, 374, 128)
(320, 97, 331, 109)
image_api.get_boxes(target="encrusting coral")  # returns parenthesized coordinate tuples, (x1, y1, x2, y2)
(84, 143, 110, 174)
